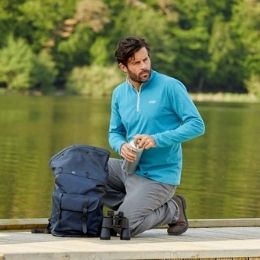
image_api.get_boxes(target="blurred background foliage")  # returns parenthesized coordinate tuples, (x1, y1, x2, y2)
(0, 0, 259, 97)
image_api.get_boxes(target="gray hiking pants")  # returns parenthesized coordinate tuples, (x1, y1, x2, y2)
(103, 158, 179, 236)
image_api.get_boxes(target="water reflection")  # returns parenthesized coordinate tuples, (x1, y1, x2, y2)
(0, 96, 259, 219)
(182, 102, 260, 218)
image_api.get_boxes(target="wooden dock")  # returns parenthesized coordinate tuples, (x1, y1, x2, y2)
(0, 218, 260, 260)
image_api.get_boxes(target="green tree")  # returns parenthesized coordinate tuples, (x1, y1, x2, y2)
(90, 37, 109, 65)
(164, 0, 210, 90)
(231, 0, 260, 96)
(0, 0, 24, 47)
(66, 65, 123, 96)
(0, 35, 34, 91)
(208, 18, 244, 92)
(53, 0, 111, 84)
(16, 0, 77, 51)
(0, 0, 259, 95)
(105, 1, 173, 72)
(30, 50, 58, 93)
(54, 24, 95, 84)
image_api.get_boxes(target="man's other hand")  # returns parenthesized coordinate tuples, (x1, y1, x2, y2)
(134, 134, 156, 149)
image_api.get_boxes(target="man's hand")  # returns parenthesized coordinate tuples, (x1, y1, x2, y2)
(134, 134, 156, 149)
(120, 143, 137, 162)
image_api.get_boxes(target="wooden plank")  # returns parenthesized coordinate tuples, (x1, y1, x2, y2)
(233, 258, 249, 260)
(0, 218, 48, 230)
(1, 218, 260, 231)
(189, 219, 260, 228)
(158, 218, 260, 229)
(0, 228, 260, 260)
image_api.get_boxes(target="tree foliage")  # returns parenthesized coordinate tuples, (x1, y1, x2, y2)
(0, 35, 34, 90)
(30, 50, 58, 93)
(0, 0, 259, 96)
(231, 0, 260, 96)
(66, 65, 123, 96)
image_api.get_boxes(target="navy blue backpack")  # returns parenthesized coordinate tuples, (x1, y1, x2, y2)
(48, 144, 110, 237)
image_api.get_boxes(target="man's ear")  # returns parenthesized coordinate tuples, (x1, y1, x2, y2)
(118, 63, 127, 73)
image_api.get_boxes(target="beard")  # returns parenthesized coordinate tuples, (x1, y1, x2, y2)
(127, 68, 151, 84)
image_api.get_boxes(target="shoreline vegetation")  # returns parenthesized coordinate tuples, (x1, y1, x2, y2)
(0, 88, 259, 103)
(0, 1, 259, 98)
(191, 93, 259, 103)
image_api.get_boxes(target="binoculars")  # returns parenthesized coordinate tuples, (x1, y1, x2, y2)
(100, 211, 131, 240)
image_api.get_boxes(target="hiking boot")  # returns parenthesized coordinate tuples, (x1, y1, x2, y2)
(167, 195, 188, 235)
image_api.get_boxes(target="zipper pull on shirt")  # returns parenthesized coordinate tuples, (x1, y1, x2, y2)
(126, 77, 142, 112)
(136, 85, 142, 112)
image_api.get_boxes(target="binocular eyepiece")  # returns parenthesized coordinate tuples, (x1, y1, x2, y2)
(100, 211, 131, 240)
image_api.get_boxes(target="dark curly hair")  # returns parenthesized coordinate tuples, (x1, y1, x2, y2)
(115, 36, 150, 66)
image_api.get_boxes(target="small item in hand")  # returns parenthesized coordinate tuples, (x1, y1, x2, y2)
(121, 140, 143, 174)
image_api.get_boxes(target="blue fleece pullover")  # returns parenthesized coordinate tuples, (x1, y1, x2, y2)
(108, 70, 205, 185)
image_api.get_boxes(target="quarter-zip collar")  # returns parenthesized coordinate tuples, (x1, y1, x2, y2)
(126, 70, 155, 112)
(126, 77, 143, 112)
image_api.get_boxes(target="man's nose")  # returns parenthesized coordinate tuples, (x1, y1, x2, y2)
(140, 61, 148, 70)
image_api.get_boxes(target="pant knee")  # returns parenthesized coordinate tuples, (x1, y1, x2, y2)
(117, 207, 146, 234)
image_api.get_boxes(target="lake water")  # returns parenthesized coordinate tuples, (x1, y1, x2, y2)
(0, 96, 259, 219)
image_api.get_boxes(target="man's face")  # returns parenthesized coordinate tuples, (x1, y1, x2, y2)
(121, 47, 151, 84)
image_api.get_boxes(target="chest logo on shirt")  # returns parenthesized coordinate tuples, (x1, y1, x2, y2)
(148, 100, 157, 104)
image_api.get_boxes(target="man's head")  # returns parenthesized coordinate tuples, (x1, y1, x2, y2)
(115, 36, 150, 66)
(115, 36, 151, 87)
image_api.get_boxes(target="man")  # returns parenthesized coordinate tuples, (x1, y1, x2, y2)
(103, 36, 205, 237)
